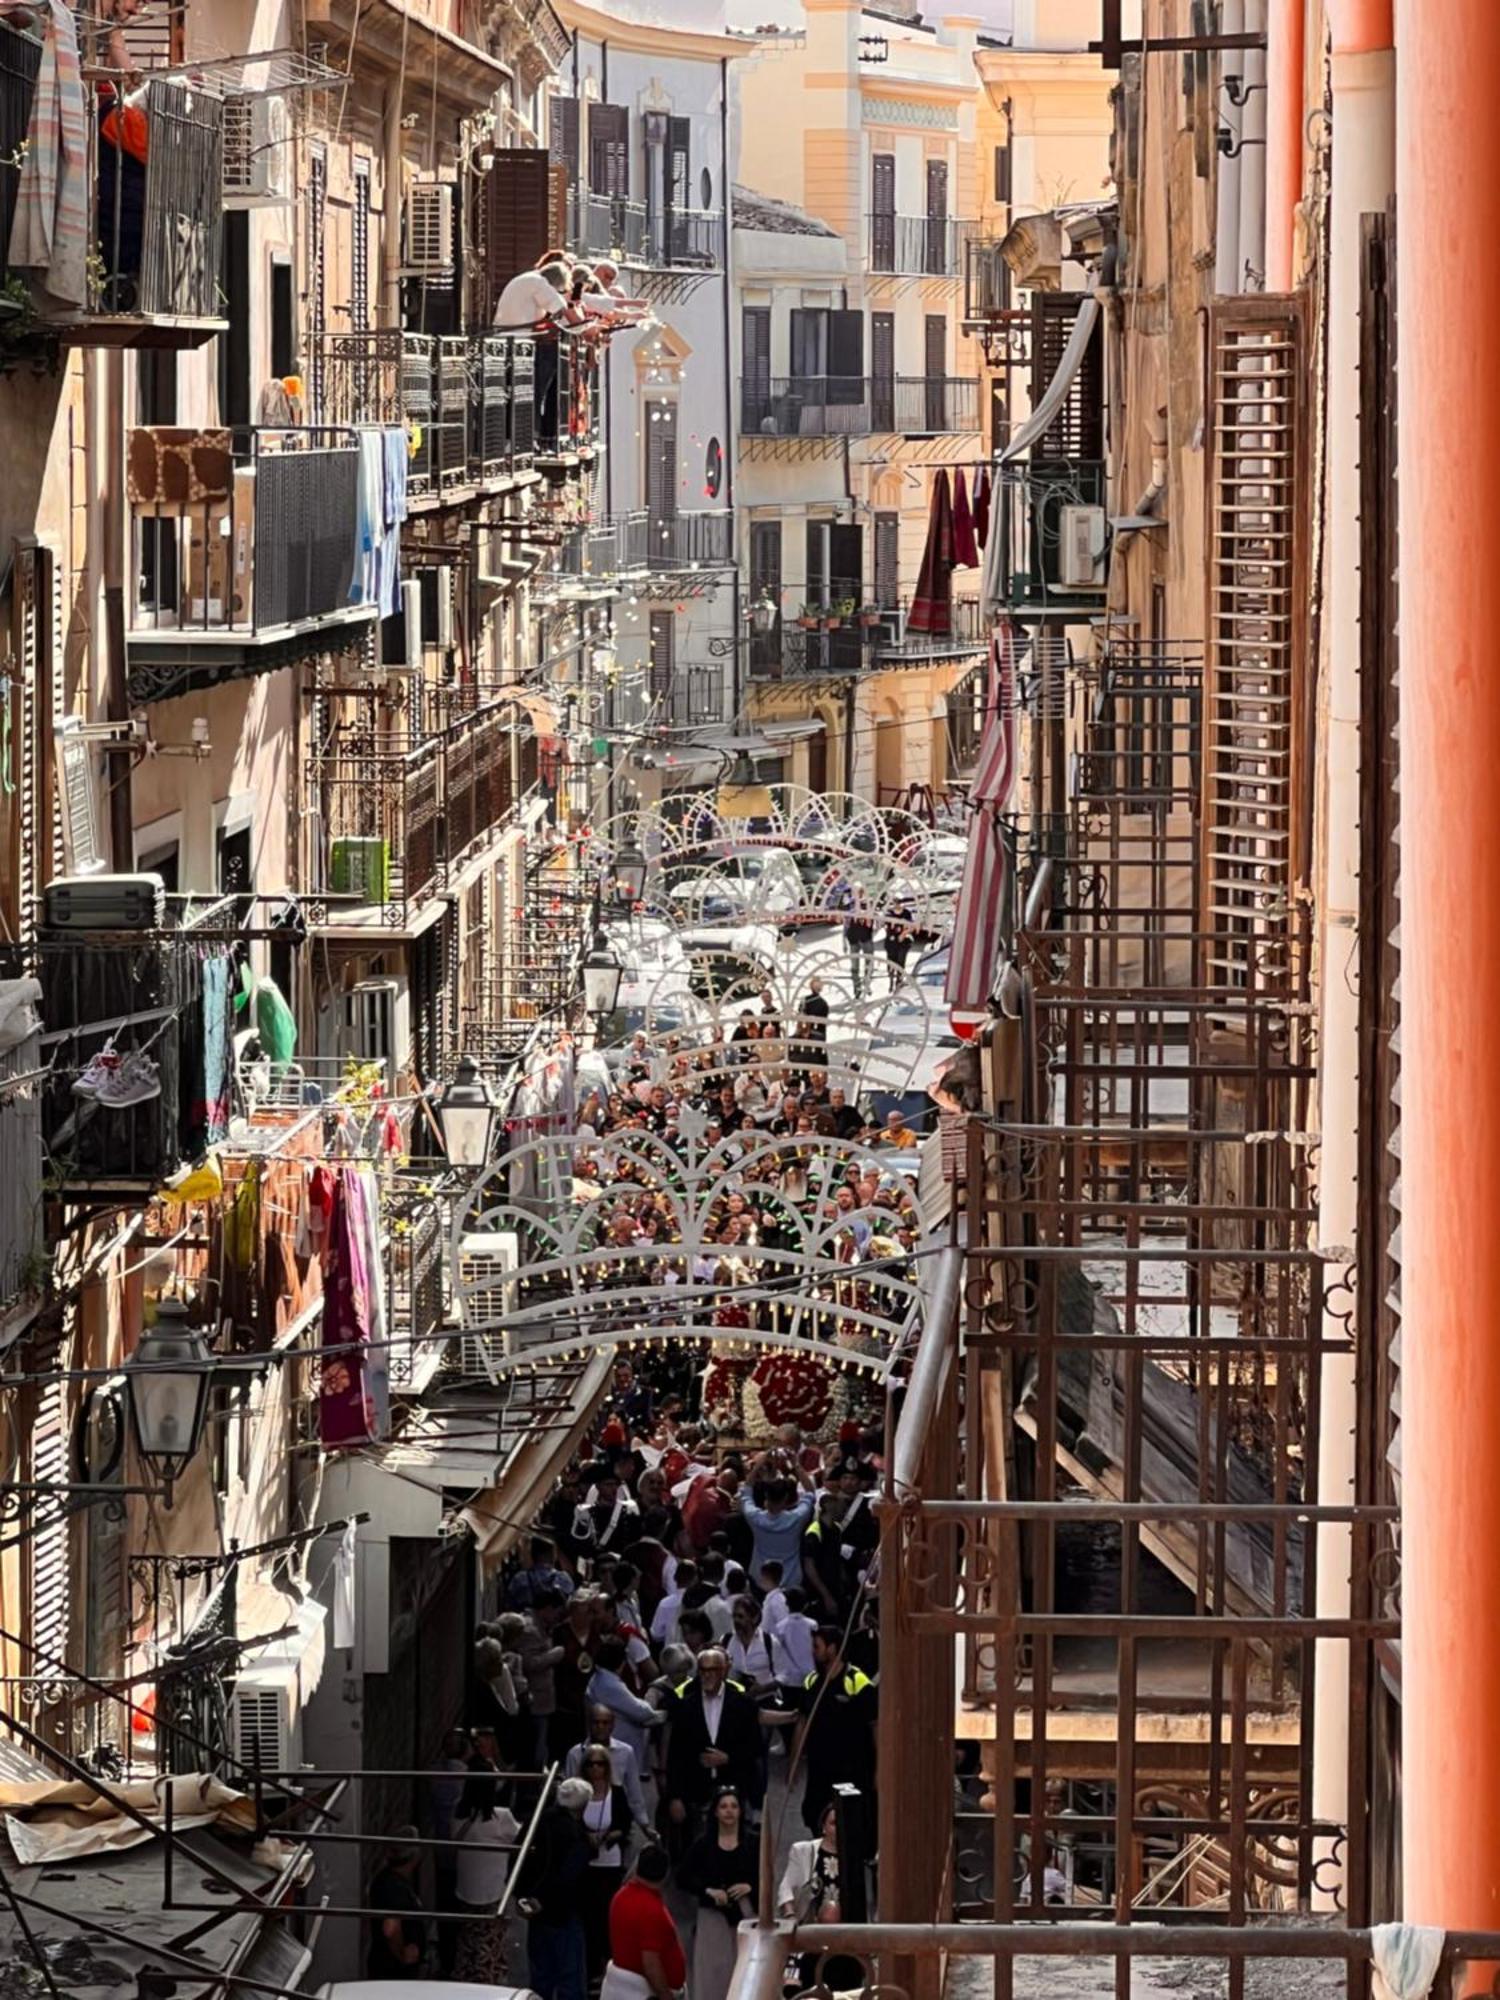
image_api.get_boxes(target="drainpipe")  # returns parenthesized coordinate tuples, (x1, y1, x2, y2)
(1237, 0, 1267, 287)
(102, 350, 133, 869)
(720, 53, 739, 728)
(383, 78, 404, 330)
(1310, 0, 1393, 1908)
(1397, 0, 1500, 1954)
(1263, 0, 1303, 289)
(1214, 0, 1244, 293)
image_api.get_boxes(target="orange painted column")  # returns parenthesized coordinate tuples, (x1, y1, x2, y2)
(1398, 0, 1500, 1953)
(1263, 0, 1304, 288)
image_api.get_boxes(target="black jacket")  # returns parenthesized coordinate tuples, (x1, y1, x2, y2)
(664, 1680, 763, 1808)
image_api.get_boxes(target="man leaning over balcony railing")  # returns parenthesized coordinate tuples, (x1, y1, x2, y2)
(493, 253, 644, 447)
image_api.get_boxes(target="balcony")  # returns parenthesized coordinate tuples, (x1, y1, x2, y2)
(0, 31, 225, 349)
(315, 330, 537, 498)
(568, 187, 725, 299)
(460, 918, 585, 1065)
(868, 213, 974, 280)
(126, 425, 374, 702)
(306, 699, 529, 926)
(617, 509, 735, 577)
(34, 894, 240, 1188)
(996, 457, 1109, 616)
(651, 663, 727, 726)
(872, 595, 987, 660)
(741, 374, 979, 453)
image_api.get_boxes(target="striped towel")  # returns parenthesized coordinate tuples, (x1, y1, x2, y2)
(7, 0, 89, 311)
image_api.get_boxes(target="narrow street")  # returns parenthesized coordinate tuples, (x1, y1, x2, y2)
(0, 0, 1491, 1997)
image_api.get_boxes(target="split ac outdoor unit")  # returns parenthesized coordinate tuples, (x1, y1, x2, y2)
(404, 183, 455, 276)
(341, 975, 408, 1070)
(458, 1229, 520, 1383)
(221, 94, 290, 205)
(1058, 504, 1106, 589)
(230, 1664, 302, 1776)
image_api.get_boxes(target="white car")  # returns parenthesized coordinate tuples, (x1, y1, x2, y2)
(662, 846, 806, 924)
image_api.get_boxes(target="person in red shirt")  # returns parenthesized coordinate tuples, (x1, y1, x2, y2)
(601, 1847, 686, 2000)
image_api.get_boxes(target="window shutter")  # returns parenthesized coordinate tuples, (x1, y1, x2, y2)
(482, 150, 554, 321)
(588, 103, 630, 198)
(54, 718, 102, 876)
(874, 512, 899, 608)
(742, 306, 770, 389)
(1029, 292, 1104, 460)
(827, 308, 863, 406)
(805, 521, 827, 606)
(829, 522, 863, 605)
(645, 400, 678, 520)
(1201, 294, 1308, 996)
(351, 161, 370, 332)
(30, 1375, 70, 1676)
(994, 143, 1011, 205)
(789, 307, 822, 384)
(550, 95, 580, 178)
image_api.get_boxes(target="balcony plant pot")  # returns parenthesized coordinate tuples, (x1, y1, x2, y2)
(860, 607, 883, 629)
(798, 611, 820, 631)
(823, 615, 842, 632)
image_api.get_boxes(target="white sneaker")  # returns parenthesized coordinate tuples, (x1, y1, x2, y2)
(95, 1051, 161, 1107)
(73, 1044, 120, 1099)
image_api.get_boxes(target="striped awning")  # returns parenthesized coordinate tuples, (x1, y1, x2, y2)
(944, 622, 1018, 1013)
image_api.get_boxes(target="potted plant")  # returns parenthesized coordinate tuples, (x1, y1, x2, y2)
(798, 604, 821, 630)
(859, 602, 883, 629)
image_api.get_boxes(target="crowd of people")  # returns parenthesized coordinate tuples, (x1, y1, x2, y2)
(369, 1359, 886, 1999)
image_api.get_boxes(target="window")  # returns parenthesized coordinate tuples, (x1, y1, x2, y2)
(791, 308, 864, 404)
(875, 512, 899, 610)
(994, 142, 1012, 205)
(218, 211, 250, 426)
(589, 103, 629, 197)
(352, 159, 371, 332)
(704, 436, 723, 499)
(871, 152, 895, 271)
(270, 254, 295, 379)
(138, 838, 181, 892)
(645, 398, 679, 521)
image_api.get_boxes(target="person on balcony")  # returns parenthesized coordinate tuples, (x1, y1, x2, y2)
(94, 0, 149, 307)
(493, 259, 578, 446)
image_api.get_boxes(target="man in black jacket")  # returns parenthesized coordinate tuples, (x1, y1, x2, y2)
(515, 1775, 592, 2000)
(663, 1646, 765, 1832)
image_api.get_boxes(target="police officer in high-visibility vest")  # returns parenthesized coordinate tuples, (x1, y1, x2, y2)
(791, 1625, 877, 1833)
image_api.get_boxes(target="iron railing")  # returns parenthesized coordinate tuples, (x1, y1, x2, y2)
(873, 596, 986, 658)
(128, 425, 360, 642)
(651, 664, 726, 726)
(748, 622, 867, 679)
(741, 375, 978, 438)
(569, 189, 649, 264)
(868, 212, 974, 278)
(32, 894, 239, 1185)
(314, 330, 537, 494)
(385, 1185, 447, 1392)
(618, 509, 734, 569)
(91, 80, 224, 319)
(307, 702, 528, 920)
(995, 456, 1108, 610)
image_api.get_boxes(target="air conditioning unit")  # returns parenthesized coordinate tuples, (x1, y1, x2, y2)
(221, 94, 290, 205)
(457, 1229, 519, 1382)
(435, 565, 455, 651)
(230, 1664, 302, 1776)
(402, 577, 423, 668)
(341, 975, 409, 1069)
(404, 182, 455, 277)
(1058, 504, 1107, 589)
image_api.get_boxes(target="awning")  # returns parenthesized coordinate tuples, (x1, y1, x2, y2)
(493, 683, 561, 736)
(997, 288, 1101, 466)
(461, 1346, 617, 1571)
(758, 720, 825, 746)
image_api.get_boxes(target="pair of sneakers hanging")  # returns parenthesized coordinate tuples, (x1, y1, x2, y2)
(73, 1040, 161, 1107)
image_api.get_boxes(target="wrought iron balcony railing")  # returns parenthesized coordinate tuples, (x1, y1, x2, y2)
(1, 28, 225, 341)
(569, 187, 725, 272)
(741, 374, 979, 439)
(868, 212, 974, 279)
(996, 456, 1109, 612)
(126, 425, 371, 699)
(0, 1027, 43, 1327)
(33, 893, 240, 1186)
(314, 330, 538, 496)
(306, 699, 531, 920)
(873, 594, 987, 658)
(618, 509, 735, 570)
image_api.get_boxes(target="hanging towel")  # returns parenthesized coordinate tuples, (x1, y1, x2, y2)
(973, 466, 992, 549)
(952, 468, 980, 569)
(332, 1519, 359, 1650)
(350, 428, 385, 606)
(1371, 1925, 1445, 2000)
(6, 0, 88, 311)
(319, 1170, 378, 1449)
(376, 425, 409, 617)
(908, 469, 955, 635)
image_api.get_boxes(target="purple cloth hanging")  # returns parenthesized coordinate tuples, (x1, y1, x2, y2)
(953, 468, 980, 569)
(908, 469, 954, 635)
(319, 1169, 379, 1449)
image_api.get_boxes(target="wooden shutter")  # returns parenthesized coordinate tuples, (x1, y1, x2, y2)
(1029, 291, 1104, 460)
(874, 512, 899, 608)
(790, 307, 824, 384)
(830, 522, 862, 604)
(1201, 293, 1308, 998)
(482, 150, 553, 321)
(924, 314, 947, 429)
(828, 307, 864, 406)
(924, 160, 948, 274)
(871, 153, 895, 270)
(550, 95, 580, 179)
(307, 145, 327, 410)
(30, 1375, 70, 1676)
(805, 520, 827, 606)
(589, 103, 629, 197)
(649, 610, 675, 706)
(925, 158, 948, 220)
(351, 160, 370, 332)
(743, 305, 770, 390)
(665, 112, 690, 242)
(994, 141, 1011, 204)
(645, 400, 678, 520)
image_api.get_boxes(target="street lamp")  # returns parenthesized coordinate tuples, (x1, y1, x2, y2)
(613, 844, 647, 902)
(582, 929, 624, 1021)
(126, 1299, 213, 1499)
(747, 593, 777, 636)
(438, 1054, 499, 1169)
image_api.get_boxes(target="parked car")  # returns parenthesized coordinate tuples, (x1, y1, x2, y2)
(676, 922, 784, 1001)
(664, 846, 807, 925)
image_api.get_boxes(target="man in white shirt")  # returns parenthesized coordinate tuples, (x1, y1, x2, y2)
(564, 1699, 653, 1830)
(492, 262, 572, 331)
